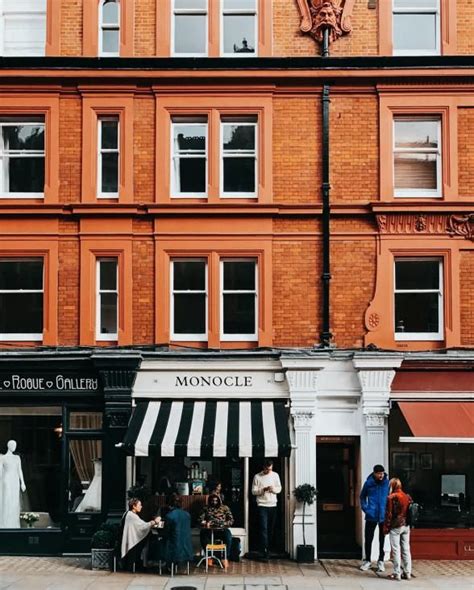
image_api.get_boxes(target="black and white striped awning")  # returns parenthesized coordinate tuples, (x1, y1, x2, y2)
(122, 400, 291, 458)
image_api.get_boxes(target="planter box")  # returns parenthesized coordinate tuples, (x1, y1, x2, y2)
(91, 548, 114, 570)
(296, 544, 314, 563)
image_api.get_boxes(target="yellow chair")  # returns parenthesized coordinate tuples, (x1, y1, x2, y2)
(205, 542, 227, 572)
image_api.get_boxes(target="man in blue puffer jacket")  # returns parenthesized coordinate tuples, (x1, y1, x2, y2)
(359, 464, 390, 573)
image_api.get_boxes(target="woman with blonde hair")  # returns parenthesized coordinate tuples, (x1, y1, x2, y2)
(383, 478, 412, 581)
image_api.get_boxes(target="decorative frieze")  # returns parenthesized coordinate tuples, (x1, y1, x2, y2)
(375, 214, 446, 235)
(286, 369, 318, 392)
(447, 213, 474, 241)
(296, 0, 354, 45)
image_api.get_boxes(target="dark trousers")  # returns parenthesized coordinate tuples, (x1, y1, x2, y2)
(257, 506, 277, 556)
(200, 528, 232, 557)
(364, 520, 385, 562)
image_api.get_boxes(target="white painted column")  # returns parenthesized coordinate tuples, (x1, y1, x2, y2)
(282, 356, 328, 558)
(353, 354, 403, 561)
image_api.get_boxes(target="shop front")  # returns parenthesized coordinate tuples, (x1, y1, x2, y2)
(389, 360, 474, 559)
(122, 354, 292, 556)
(0, 350, 140, 555)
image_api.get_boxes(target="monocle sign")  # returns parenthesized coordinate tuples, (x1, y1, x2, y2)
(175, 375, 253, 388)
(0, 373, 99, 393)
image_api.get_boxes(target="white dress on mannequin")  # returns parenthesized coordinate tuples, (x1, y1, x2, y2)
(75, 459, 102, 512)
(0, 441, 26, 529)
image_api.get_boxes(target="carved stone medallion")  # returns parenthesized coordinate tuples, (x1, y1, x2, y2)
(296, 0, 354, 45)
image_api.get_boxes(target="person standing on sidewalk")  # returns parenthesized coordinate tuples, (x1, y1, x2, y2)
(359, 464, 390, 573)
(384, 478, 413, 581)
(251, 459, 282, 561)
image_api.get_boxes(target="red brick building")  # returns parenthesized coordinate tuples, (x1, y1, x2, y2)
(0, 0, 471, 560)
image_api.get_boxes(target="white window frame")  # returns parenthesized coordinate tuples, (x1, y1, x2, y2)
(97, 116, 119, 199)
(172, 0, 208, 57)
(392, 0, 440, 56)
(0, 119, 45, 199)
(220, 258, 258, 341)
(96, 258, 118, 341)
(393, 117, 442, 198)
(99, 0, 120, 57)
(221, 0, 258, 57)
(394, 258, 444, 341)
(171, 259, 208, 341)
(0, 258, 43, 341)
(220, 119, 257, 198)
(171, 118, 208, 198)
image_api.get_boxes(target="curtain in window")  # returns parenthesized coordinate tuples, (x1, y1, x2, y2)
(69, 414, 102, 482)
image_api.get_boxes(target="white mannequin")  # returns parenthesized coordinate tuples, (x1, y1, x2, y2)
(75, 458, 102, 512)
(0, 440, 26, 528)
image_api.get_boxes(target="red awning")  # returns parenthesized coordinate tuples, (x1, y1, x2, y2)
(398, 402, 474, 438)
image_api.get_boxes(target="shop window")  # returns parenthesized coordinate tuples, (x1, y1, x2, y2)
(99, 0, 120, 56)
(0, 118, 45, 198)
(389, 404, 473, 528)
(69, 440, 102, 513)
(221, 259, 257, 341)
(171, 259, 208, 341)
(393, 0, 439, 56)
(222, 0, 257, 56)
(394, 117, 441, 198)
(97, 116, 119, 198)
(0, 407, 61, 529)
(0, 259, 43, 341)
(221, 117, 257, 197)
(171, 117, 208, 197)
(394, 258, 443, 341)
(0, 0, 46, 56)
(172, 0, 208, 56)
(69, 412, 103, 430)
(96, 258, 118, 341)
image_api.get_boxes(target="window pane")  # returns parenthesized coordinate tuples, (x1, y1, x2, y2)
(223, 293, 255, 334)
(393, 14, 437, 52)
(223, 125, 255, 150)
(175, 0, 206, 8)
(3, 125, 44, 151)
(223, 15, 255, 54)
(223, 158, 255, 192)
(69, 412, 103, 430)
(395, 120, 438, 149)
(395, 292, 439, 333)
(394, 153, 437, 191)
(101, 120, 118, 149)
(177, 158, 206, 193)
(102, 29, 119, 53)
(101, 153, 119, 193)
(174, 15, 206, 53)
(102, 0, 119, 24)
(174, 124, 206, 151)
(394, 0, 437, 8)
(99, 260, 117, 290)
(100, 293, 117, 334)
(174, 261, 205, 290)
(396, 260, 439, 290)
(174, 293, 206, 334)
(8, 157, 44, 193)
(224, 261, 255, 290)
(69, 440, 102, 513)
(224, 0, 256, 9)
(0, 260, 42, 290)
(0, 293, 43, 333)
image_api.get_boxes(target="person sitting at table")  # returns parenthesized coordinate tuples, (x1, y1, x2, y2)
(161, 492, 194, 570)
(199, 493, 234, 568)
(121, 498, 161, 570)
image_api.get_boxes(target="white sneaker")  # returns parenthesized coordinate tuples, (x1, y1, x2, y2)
(359, 561, 372, 571)
(377, 560, 385, 573)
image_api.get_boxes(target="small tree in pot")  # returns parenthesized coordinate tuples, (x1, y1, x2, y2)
(293, 484, 318, 563)
(91, 525, 118, 571)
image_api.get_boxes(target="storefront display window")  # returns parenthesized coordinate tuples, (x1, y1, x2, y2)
(389, 404, 473, 528)
(68, 440, 102, 513)
(69, 411, 103, 430)
(136, 456, 245, 527)
(0, 407, 61, 529)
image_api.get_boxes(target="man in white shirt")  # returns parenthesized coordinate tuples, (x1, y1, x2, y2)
(251, 459, 282, 560)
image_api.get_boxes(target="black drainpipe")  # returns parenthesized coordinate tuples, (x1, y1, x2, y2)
(320, 27, 332, 347)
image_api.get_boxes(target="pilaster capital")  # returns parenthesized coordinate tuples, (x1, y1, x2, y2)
(290, 409, 315, 430)
(364, 412, 388, 429)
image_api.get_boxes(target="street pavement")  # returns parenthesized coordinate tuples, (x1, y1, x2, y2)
(0, 556, 472, 590)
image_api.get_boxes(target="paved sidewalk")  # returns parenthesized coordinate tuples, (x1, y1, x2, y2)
(0, 557, 472, 590)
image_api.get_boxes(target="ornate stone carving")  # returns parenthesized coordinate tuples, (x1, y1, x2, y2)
(291, 410, 314, 429)
(447, 213, 474, 241)
(366, 312, 380, 331)
(364, 413, 386, 428)
(376, 214, 446, 235)
(296, 0, 354, 45)
(286, 370, 318, 392)
(358, 369, 394, 393)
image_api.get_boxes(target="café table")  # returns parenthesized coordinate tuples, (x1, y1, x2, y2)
(196, 526, 226, 570)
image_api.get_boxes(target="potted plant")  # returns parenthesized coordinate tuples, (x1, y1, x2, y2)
(293, 483, 318, 563)
(91, 526, 116, 571)
(20, 512, 40, 528)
